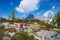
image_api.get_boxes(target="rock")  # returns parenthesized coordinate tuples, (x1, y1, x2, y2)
(4, 31, 15, 37)
(36, 30, 58, 40)
(8, 32, 15, 37)
(56, 34, 60, 39)
(2, 37, 10, 40)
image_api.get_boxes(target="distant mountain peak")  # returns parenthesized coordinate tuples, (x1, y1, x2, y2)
(24, 14, 34, 20)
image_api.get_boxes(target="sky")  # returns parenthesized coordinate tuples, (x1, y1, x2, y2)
(0, 0, 60, 20)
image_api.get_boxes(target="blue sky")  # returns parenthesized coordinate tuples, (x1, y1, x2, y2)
(0, 0, 60, 20)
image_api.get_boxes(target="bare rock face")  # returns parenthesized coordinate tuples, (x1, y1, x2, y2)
(36, 30, 58, 40)
(2, 37, 10, 40)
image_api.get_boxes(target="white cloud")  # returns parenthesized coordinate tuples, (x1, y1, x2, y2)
(52, 6, 55, 9)
(41, 6, 55, 21)
(16, 0, 40, 13)
(33, 6, 55, 21)
(43, 10, 52, 18)
(37, 10, 44, 15)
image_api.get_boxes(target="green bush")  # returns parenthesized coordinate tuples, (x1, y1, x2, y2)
(0, 25, 4, 29)
(11, 31, 34, 40)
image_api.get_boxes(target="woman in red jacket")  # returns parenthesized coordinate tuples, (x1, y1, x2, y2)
(20, 23, 24, 32)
